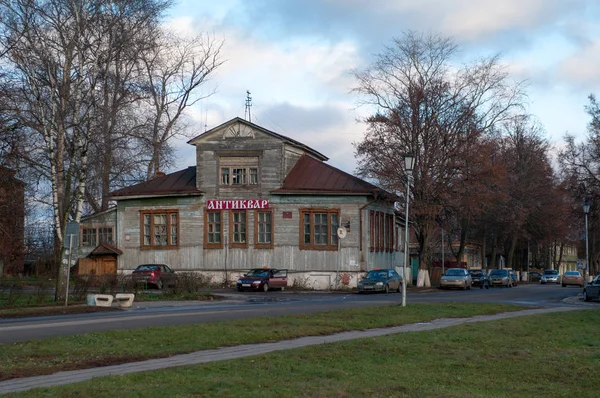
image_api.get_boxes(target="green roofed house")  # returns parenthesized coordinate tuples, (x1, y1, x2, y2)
(79, 118, 407, 289)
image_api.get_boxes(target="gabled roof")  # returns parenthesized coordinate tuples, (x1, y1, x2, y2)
(87, 243, 123, 257)
(272, 155, 398, 199)
(110, 167, 202, 199)
(187, 117, 328, 161)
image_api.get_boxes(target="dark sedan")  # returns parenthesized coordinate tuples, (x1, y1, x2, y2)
(236, 268, 288, 292)
(583, 275, 600, 302)
(357, 269, 403, 293)
(468, 270, 490, 289)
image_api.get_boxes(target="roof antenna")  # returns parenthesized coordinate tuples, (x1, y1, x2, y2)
(245, 90, 252, 123)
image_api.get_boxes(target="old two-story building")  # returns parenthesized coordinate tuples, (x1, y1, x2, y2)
(78, 118, 404, 289)
(0, 166, 25, 276)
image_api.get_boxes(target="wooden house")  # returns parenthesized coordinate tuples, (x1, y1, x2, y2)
(81, 118, 404, 288)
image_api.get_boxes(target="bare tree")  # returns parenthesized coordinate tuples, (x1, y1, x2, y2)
(0, 0, 172, 299)
(138, 30, 224, 179)
(352, 31, 525, 286)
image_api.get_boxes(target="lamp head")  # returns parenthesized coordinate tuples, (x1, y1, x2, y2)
(583, 201, 590, 215)
(403, 153, 415, 173)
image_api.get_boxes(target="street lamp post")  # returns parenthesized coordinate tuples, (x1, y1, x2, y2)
(584, 201, 590, 282)
(402, 153, 415, 307)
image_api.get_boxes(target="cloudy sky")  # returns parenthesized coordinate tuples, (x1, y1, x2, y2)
(167, 0, 600, 175)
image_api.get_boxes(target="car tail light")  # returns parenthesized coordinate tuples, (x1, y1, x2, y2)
(150, 271, 155, 277)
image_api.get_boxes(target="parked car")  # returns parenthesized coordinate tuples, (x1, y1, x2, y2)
(528, 271, 542, 282)
(489, 269, 514, 287)
(357, 269, 403, 293)
(561, 270, 584, 288)
(468, 269, 490, 289)
(541, 269, 560, 284)
(236, 268, 288, 292)
(132, 264, 176, 289)
(439, 268, 472, 290)
(583, 274, 600, 302)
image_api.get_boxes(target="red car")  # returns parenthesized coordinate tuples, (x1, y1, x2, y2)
(236, 268, 288, 292)
(132, 264, 175, 289)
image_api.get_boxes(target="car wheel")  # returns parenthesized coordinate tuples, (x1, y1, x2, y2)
(583, 289, 590, 302)
(237, 287, 243, 292)
(397, 283, 402, 293)
(562, 284, 566, 288)
(156, 279, 163, 290)
(262, 283, 269, 293)
(384, 284, 389, 294)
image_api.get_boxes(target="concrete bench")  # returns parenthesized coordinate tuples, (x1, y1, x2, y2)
(115, 293, 135, 308)
(94, 294, 114, 307)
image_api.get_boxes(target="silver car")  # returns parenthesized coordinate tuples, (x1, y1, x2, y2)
(583, 275, 600, 302)
(439, 268, 472, 290)
(541, 269, 560, 284)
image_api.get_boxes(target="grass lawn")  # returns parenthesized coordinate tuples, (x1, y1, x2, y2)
(7, 307, 599, 398)
(1, 303, 522, 381)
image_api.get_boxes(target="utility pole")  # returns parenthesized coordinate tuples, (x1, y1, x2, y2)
(245, 90, 252, 122)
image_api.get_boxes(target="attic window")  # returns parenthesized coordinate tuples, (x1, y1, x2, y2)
(219, 156, 259, 186)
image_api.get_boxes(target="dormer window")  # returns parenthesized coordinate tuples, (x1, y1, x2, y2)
(219, 156, 259, 186)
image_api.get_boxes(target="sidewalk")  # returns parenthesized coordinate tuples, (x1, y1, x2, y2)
(0, 306, 581, 395)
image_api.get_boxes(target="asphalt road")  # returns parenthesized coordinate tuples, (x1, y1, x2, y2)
(0, 283, 592, 343)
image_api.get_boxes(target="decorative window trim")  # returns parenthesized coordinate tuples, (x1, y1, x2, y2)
(229, 210, 248, 248)
(140, 210, 179, 250)
(204, 209, 223, 249)
(299, 208, 340, 251)
(254, 209, 274, 249)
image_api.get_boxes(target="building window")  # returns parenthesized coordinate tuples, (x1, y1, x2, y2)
(249, 168, 258, 184)
(82, 228, 97, 247)
(220, 166, 259, 186)
(98, 227, 113, 245)
(221, 167, 260, 185)
(300, 209, 340, 250)
(81, 226, 114, 247)
(205, 210, 223, 249)
(140, 210, 179, 249)
(221, 168, 230, 185)
(255, 210, 273, 249)
(230, 210, 247, 247)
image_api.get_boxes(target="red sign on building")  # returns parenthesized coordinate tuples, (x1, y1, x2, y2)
(206, 199, 269, 210)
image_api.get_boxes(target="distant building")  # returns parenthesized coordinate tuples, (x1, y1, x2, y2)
(80, 118, 405, 288)
(0, 166, 25, 276)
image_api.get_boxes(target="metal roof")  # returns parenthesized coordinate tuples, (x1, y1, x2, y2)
(110, 167, 202, 199)
(272, 155, 397, 199)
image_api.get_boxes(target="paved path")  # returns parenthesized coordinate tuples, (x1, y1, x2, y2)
(0, 306, 583, 395)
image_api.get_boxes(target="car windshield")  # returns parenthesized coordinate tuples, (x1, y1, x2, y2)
(469, 271, 483, 277)
(366, 270, 388, 279)
(489, 270, 507, 276)
(136, 265, 158, 271)
(445, 269, 465, 276)
(544, 270, 558, 275)
(246, 269, 270, 277)
(564, 271, 580, 276)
